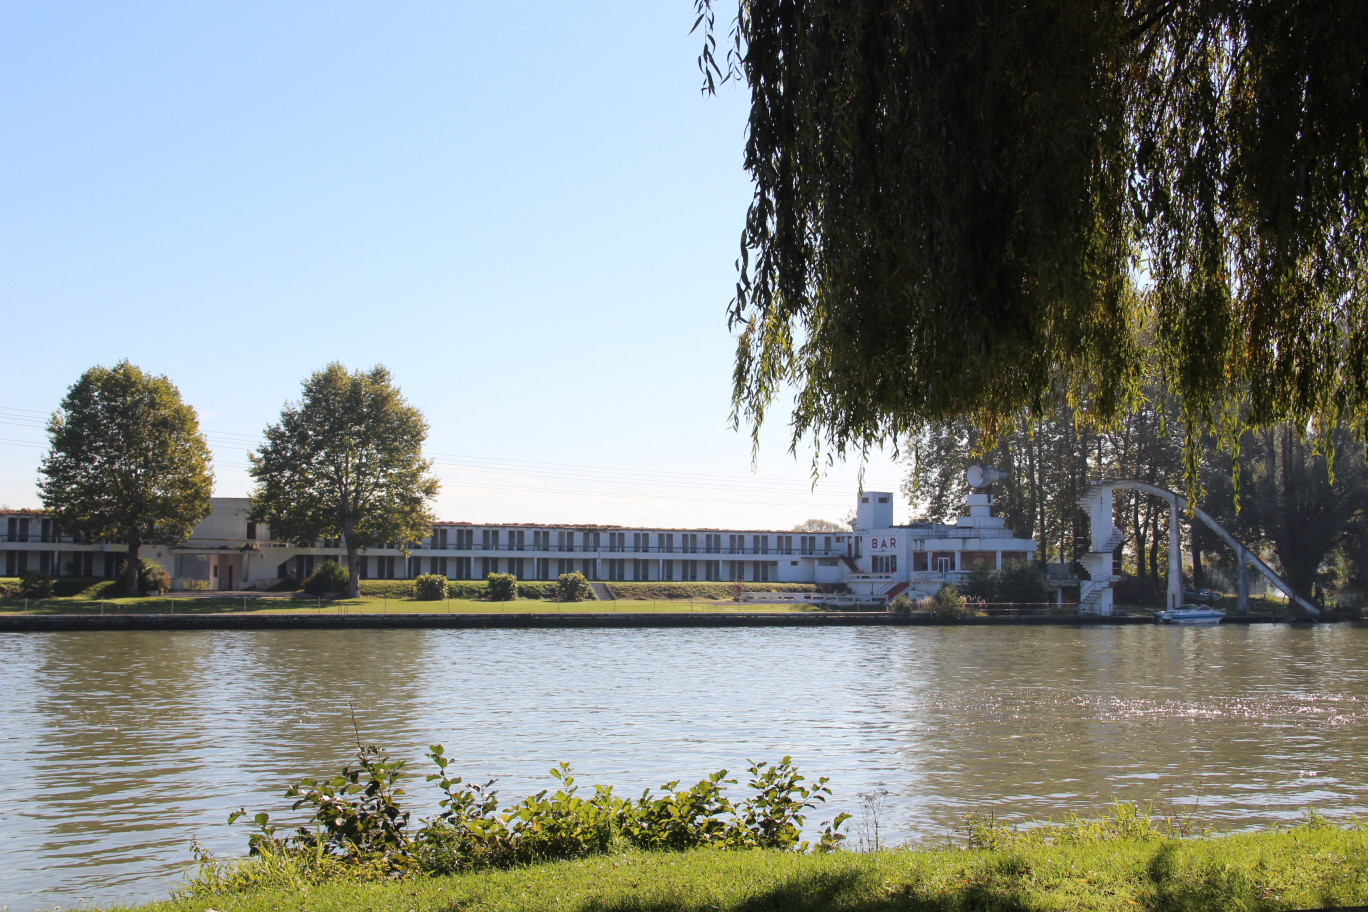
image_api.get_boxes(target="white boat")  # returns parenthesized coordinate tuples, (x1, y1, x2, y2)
(1154, 604, 1226, 625)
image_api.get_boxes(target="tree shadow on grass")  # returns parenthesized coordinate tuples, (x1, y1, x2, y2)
(443, 866, 1037, 912)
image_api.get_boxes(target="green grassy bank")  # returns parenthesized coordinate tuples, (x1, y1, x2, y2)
(0, 578, 822, 616)
(0, 592, 811, 616)
(108, 827, 1368, 912)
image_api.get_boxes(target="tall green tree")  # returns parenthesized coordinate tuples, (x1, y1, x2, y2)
(38, 361, 214, 594)
(698, 0, 1368, 483)
(1223, 426, 1368, 598)
(249, 364, 439, 598)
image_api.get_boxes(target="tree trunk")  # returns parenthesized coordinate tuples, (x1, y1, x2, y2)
(1191, 520, 1203, 589)
(124, 538, 142, 595)
(1132, 495, 1148, 585)
(343, 516, 360, 599)
(1148, 505, 1161, 585)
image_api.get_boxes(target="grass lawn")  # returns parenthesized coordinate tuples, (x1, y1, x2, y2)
(105, 827, 1368, 912)
(0, 593, 814, 616)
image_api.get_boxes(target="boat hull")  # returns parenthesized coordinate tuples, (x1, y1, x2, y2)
(1154, 605, 1226, 625)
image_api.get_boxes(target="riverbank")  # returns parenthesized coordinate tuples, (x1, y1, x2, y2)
(107, 827, 1368, 912)
(0, 609, 1302, 631)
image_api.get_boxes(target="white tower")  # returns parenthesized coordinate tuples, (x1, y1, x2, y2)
(855, 492, 894, 530)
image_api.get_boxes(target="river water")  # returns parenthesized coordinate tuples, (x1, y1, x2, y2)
(2, 624, 1366, 910)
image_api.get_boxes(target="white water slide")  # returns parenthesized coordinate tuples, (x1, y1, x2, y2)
(1076, 480, 1319, 617)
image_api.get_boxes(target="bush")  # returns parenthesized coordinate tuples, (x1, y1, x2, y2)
(209, 744, 849, 893)
(556, 571, 593, 602)
(413, 573, 448, 600)
(887, 593, 915, 615)
(18, 570, 53, 598)
(998, 560, 1049, 603)
(930, 584, 970, 619)
(137, 559, 171, 594)
(182, 578, 212, 591)
(961, 564, 998, 601)
(486, 572, 518, 601)
(302, 560, 348, 596)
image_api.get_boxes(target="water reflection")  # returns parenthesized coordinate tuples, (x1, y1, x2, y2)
(1, 624, 1366, 910)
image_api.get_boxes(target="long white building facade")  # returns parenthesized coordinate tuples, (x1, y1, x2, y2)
(2, 485, 1036, 603)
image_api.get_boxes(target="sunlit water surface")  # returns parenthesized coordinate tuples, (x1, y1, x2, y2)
(3, 624, 1367, 909)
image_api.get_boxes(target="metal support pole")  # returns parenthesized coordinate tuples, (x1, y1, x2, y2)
(1237, 549, 1250, 616)
(1167, 495, 1183, 610)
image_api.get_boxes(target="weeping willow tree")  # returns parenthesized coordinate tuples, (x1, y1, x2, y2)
(699, 0, 1368, 485)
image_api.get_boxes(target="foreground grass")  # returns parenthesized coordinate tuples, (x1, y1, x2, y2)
(108, 828, 1368, 912)
(0, 594, 813, 616)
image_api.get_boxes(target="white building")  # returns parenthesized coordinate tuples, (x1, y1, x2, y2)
(2, 483, 1036, 602)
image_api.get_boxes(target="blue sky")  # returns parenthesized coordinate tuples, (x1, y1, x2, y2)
(0, 0, 904, 529)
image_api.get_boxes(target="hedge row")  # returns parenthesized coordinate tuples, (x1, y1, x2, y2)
(604, 582, 821, 601)
(0, 576, 120, 599)
(357, 579, 565, 601)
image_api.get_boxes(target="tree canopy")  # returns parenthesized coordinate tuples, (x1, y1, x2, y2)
(38, 361, 214, 594)
(698, 0, 1368, 474)
(249, 364, 439, 598)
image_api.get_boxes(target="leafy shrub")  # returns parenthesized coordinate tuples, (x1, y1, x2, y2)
(413, 573, 448, 600)
(556, 571, 593, 602)
(182, 578, 212, 591)
(302, 560, 348, 596)
(212, 744, 850, 893)
(998, 560, 1049, 603)
(930, 584, 970, 618)
(138, 559, 171, 594)
(18, 570, 54, 598)
(961, 564, 998, 602)
(486, 573, 518, 601)
(887, 593, 915, 615)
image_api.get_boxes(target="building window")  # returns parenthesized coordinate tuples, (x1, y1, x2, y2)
(246, 521, 257, 540)
(912, 552, 929, 572)
(633, 559, 650, 580)
(480, 557, 496, 577)
(559, 530, 575, 552)
(753, 561, 769, 582)
(779, 535, 792, 554)
(705, 560, 719, 581)
(729, 534, 743, 554)
(753, 535, 768, 555)
(872, 555, 897, 573)
(933, 552, 955, 573)
(454, 556, 472, 579)
(508, 557, 525, 578)
(633, 532, 649, 553)
(658, 533, 673, 553)
(482, 529, 499, 552)
(682, 560, 698, 581)
(609, 532, 624, 552)
(662, 560, 674, 581)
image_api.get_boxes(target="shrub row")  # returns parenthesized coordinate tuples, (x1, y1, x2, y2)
(198, 744, 846, 896)
(604, 582, 820, 601)
(356, 577, 572, 601)
(0, 573, 151, 600)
